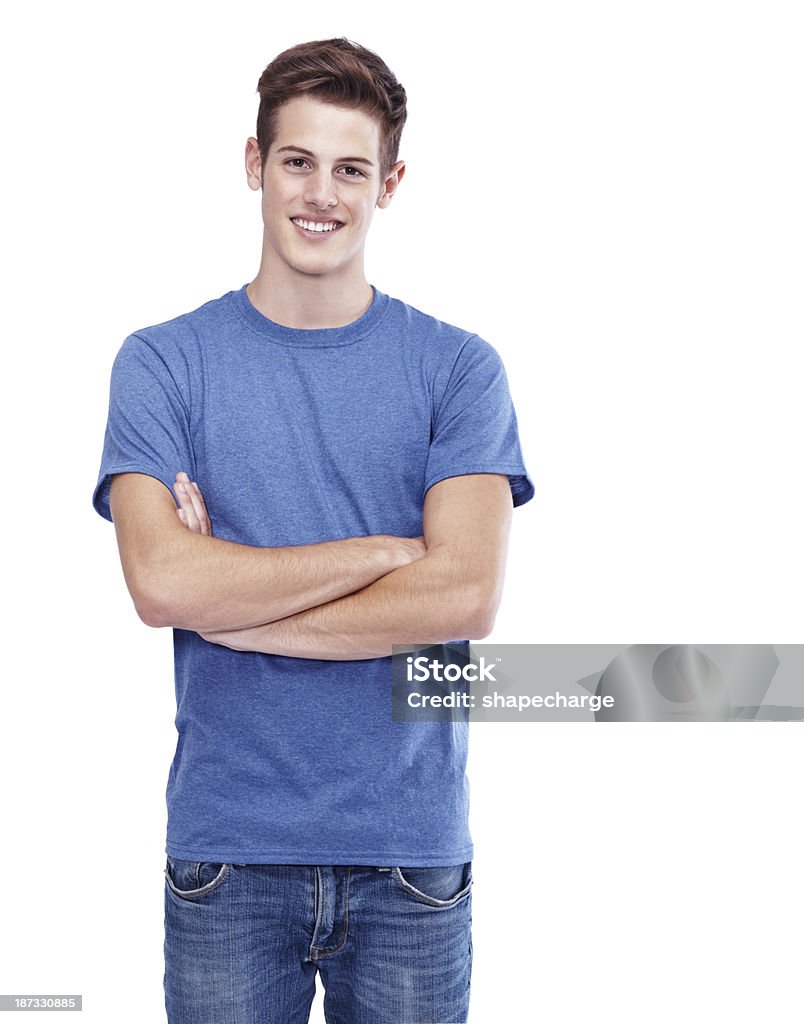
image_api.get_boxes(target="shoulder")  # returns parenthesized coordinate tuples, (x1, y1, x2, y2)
(383, 292, 470, 344)
(124, 286, 237, 358)
(386, 293, 506, 366)
(108, 287, 239, 414)
(380, 291, 502, 368)
(110, 286, 243, 394)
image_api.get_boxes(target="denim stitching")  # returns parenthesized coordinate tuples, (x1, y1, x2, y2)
(311, 867, 323, 952)
(392, 866, 473, 909)
(311, 866, 351, 958)
(164, 862, 232, 900)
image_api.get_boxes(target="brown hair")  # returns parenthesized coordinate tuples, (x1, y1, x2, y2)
(255, 38, 407, 181)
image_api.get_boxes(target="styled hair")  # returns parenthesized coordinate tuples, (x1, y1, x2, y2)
(255, 38, 407, 180)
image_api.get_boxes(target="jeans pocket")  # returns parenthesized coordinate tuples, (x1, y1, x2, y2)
(164, 856, 232, 900)
(393, 862, 472, 908)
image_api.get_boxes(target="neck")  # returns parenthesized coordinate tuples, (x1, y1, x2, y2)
(247, 254, 374, 330)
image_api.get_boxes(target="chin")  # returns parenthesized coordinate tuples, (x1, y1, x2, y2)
(289, 258, 342, 278)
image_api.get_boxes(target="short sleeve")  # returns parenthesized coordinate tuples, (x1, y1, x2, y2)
(424, 334, 534, 507)
(92, 333, 196, 522)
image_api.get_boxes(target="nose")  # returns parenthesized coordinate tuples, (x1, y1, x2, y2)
(303, 169, 337, 211)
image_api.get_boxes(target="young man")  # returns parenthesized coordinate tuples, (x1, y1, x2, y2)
(93, 37, 533, 1024)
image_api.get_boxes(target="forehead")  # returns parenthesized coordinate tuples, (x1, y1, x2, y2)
(271, 95, 382, 162)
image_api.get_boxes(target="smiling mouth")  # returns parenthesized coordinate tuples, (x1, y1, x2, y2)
(291, 218, 343, 233)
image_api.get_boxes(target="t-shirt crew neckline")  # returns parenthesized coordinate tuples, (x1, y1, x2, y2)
(231, 281, 390, 348)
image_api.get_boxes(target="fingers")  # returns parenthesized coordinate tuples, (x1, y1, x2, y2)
(173, 477, 202, 533)
(187, 475, 210, 525)
(173, 471, 212, 536)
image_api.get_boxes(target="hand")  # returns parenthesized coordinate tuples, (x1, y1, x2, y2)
(396, 535, 427, 563)
(173, 471, 212, 536)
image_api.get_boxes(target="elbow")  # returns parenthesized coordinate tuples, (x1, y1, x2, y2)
(130, 576, 173, 628)
(454, 583, 500, 640)
(463, 607, 497, 641)
(126, 562, 186, 629)
(135, 594, 172, 629)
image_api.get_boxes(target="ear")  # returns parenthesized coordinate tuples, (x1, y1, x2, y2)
(245, 137, 264, 192)
(377, 160, 406, 209)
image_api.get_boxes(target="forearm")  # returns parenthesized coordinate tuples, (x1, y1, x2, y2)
(111, 471, 425, 632)
(200, 544, 497, 660)
(128, 529, 421, 633)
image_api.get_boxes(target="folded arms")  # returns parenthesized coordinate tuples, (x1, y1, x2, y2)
(109, 470, 513, 660)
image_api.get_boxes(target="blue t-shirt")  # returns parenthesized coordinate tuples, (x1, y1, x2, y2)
(93, 283, 534, 866)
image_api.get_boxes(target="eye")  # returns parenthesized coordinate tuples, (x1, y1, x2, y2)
(339, 166, 366, 179)
(285, 157, 309, 170)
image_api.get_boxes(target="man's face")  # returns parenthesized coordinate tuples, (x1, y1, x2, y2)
(250, 95, 402, 281)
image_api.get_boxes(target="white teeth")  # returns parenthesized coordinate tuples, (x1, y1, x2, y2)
(292, 218, 339, 233)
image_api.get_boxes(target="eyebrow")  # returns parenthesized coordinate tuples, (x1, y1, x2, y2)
(276, 145, 374, 167)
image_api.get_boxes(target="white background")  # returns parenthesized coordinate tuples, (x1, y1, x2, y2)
(1, 0, 802, 1021)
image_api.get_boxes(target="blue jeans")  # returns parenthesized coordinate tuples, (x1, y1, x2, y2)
(164, 858, 473, 1023)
